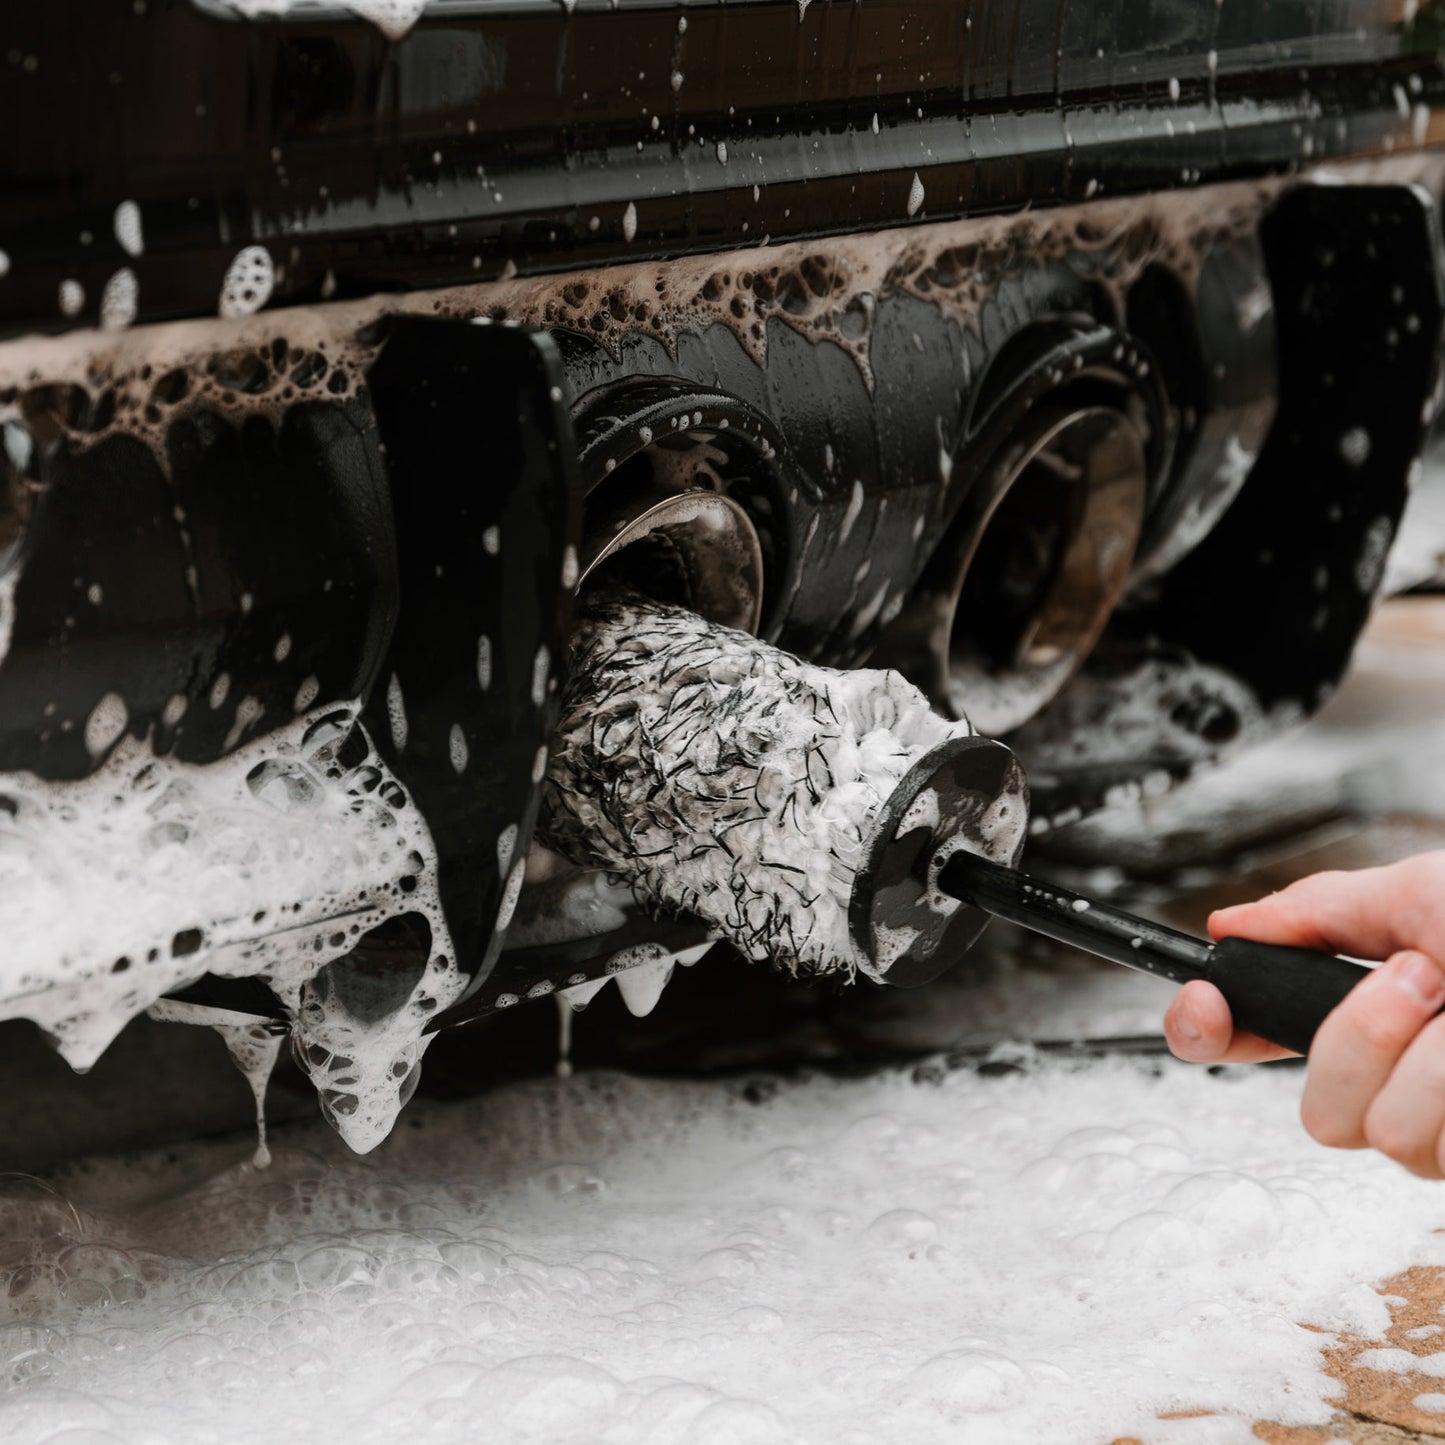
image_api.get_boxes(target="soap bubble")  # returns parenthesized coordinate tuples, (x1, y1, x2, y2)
(907, 1348, 1032, 1414)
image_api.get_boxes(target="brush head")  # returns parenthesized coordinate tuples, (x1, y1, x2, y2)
(849, 736, 1029, 987)
(541, 588, 998, 982)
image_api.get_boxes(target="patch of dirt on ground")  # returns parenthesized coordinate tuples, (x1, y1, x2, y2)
(1282, 1265, 1445, 1442)
(1110, 1265, 1445, 1443)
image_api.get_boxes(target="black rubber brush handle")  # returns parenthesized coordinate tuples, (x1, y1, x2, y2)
(1204, 938, 1371, 1056)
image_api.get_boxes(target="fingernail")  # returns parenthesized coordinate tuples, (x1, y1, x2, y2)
(1394, 952, 1445, 1008)
(1174, 1002, 1202, 1043)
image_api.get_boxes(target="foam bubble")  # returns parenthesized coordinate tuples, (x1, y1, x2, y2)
(99, 269, 137, 331)
(113, 201, 144, 259)
(385, 673, 408, 752)
(448, 723, 469, 774)
(58, 279, 85, 318)
(219, 247, 276, 320)
(294, 676, 320, 712)
(82, 692, 128, 760)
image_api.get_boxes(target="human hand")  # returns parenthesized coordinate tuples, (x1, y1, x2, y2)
(1163, 851, 1445, 1177)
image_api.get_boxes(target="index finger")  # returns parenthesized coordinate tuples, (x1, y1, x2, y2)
(1208, 852, 1445, 962)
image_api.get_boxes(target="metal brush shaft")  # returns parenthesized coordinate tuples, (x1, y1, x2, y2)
(938, 851, 1213, 982)
(939, 851, 1374, 1055)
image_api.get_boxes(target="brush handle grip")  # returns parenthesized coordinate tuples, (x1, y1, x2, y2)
(1205, 938, 1374, 1056)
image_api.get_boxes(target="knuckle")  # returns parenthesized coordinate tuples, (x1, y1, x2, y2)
(1363, 1107, 1417, 1166)
(1300, 1098, 1359, 1150)
(1348, 1005, 1413, 1056)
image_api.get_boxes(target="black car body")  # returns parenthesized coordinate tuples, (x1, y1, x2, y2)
(1, 0, 1443, 1138)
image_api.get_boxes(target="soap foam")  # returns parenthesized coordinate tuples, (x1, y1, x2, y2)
(215, 1020, 285, 1168)
(221, 0, 429, 39)
(2, 164, 1433, 480)
(219, 246, 277, 320)
(3, 1053, 1444, 1444)
(0, 704, 464, 1151)
(4, 172, 1302, 419)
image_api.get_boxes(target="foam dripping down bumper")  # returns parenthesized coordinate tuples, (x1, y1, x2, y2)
(538, 589, 1029, 989)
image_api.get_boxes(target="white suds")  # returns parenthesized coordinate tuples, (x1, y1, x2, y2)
(448, 723, 469, 774)
(558, 974, 611, 1011)
(554, 992, 574, 1077)
(614, 957, 674, 1017)
(222, 695, 265, 753)
(0, 571, 17, 672)
(1339, 426, 1372, 468)
(222, 0, 428, 39)
(219, 246, 276, 319)
(99, 268, 138, 330)
(838, 478, 865, 542)
(294, 675, 320, 712)
(6, 1057, 1445, 1443)
(0, 704, 464, 1149)
(214, 1020, 284, 1168)
(1013, 656, 1268, 775)
(385, 672, 408, 752)
(622, 201, 638, 242)
(907, 172, 926, 217)
(58, 279, 84, 318)
(1355, 515, 1395, 594)
(496, 859, 526, 931)
(113, 200, 144, 258)
(82, 691, 128, 760)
